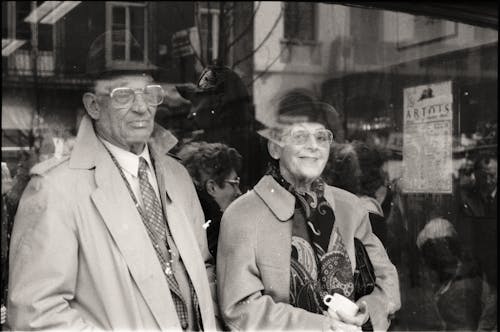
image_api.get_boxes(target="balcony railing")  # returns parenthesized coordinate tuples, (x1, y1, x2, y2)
(7, 49, 55, 77)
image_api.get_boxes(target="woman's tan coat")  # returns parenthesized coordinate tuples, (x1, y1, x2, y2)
(217, 175, 401, 331)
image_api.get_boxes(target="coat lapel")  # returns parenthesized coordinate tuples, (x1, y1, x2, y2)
(254, 176, 356, 273)
(324, 189, 356, 273)
(153, 153, 215, 328)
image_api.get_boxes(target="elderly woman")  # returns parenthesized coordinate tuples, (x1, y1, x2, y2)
(178, 141, 242, 261)
(217, 91, 400, 331)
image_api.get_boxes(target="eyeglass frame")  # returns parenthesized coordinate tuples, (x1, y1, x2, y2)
(224, 176, 241, 187)
(282, 128, 334, 147)
(97, 84, 165, 107)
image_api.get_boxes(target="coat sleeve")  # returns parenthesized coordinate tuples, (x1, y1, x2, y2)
(217, 202, 330, 331)
(354, 209, 401, 331)
(7, 175, 96, 331)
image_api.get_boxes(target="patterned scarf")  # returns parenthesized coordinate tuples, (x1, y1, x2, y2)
(267, 163, 355, 314)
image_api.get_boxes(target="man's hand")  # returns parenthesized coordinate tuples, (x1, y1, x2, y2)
(336, 300, 369, 327)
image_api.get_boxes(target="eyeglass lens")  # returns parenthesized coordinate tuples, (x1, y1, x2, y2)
(288, 130, 333, 146)
(110, 85, 164, 106)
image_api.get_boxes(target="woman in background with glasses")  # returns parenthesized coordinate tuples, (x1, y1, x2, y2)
(178, 141, 243, 261)
(216, 91, 400, 331)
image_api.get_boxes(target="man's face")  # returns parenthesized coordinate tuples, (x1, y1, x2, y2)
(275, 122, 331, 184)
(475, 158, 497, 195)
(87, 74, 159, 153)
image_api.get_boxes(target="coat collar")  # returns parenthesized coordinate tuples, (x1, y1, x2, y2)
(69, 115, 178, 170)
(254, 175, 337, 221)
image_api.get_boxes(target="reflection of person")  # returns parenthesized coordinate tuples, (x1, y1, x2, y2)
(217, 92, 400, 331)
(7, 31, 218, 330)
(178, 141, 242, 261)
(417, 218, 496, 331)
(177, 64, 268, 191)
(455, 152, 497, 331)
(323, 143, 403, 252)
(457, 152, 497, 285)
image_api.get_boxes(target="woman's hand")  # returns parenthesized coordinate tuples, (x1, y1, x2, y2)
(324, 309, 363, 332)
(336, 300, 369, 327)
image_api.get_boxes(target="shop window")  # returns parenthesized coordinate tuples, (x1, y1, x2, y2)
(106, 2, 147, 64)
(284, 2, 316, 42)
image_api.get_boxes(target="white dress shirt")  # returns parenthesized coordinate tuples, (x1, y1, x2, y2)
(99, 138, 161, 209)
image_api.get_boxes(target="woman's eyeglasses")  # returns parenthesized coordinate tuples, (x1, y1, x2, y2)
(102, 84, 164, 107)
(284, 129, 333, 147)
(224, 176, 240, 187)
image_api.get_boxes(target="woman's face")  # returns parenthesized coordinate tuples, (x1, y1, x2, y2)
(211, 169, 242, 212)
(275, 122, 331, 185)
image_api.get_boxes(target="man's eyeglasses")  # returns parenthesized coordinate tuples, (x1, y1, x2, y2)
(284, 129, 333, 147)
(225, 177, 240, 187)
(102, 85, 164, 107)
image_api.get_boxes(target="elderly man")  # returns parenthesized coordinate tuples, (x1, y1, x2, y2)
(217, 91, 400, 331)
(7, 31, 218, 331)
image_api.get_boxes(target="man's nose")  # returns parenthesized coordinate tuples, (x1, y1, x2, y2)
(131, 93, 148, 113)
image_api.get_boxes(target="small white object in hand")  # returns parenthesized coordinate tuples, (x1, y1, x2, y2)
(202, 220, 212, 229)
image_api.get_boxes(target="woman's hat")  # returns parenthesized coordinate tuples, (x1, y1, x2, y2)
(257, 89, 340, 144)
(416, 217, 457, 249)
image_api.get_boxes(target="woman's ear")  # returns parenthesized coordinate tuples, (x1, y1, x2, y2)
(267, 140, 282, 160)
(82, 92, 101, 120)
(205, 179, 217, 197)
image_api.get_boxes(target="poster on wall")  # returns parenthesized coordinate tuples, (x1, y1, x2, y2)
(402, 81, 453, 193)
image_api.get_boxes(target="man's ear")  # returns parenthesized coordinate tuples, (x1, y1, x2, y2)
(205, 179, 218, 197)
(267, 140, 282, 160)
(82, 92, 101, 120)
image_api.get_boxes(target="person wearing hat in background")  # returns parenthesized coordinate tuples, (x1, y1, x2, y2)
(176, 64, 269, 192)
(216, 90, 400, 331)
(454, 151, 497, 331)
(177, 141, 243, 262)
(7, 30, 219, 331)
(416, 217, 497, 330)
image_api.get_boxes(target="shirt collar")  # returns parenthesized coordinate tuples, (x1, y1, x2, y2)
(99, 138, 154, 177)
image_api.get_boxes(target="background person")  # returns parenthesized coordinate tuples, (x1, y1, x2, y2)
(7, 31, 218, 331)
(323, 142, 404, 253)
(217, 91, 400, 331)
(178, 141, 243, 261)
(416, 217, 496, 331)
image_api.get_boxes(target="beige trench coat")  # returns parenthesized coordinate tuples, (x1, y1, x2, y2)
(7, 115, 218, 331)
(217, 175, 401, 331)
